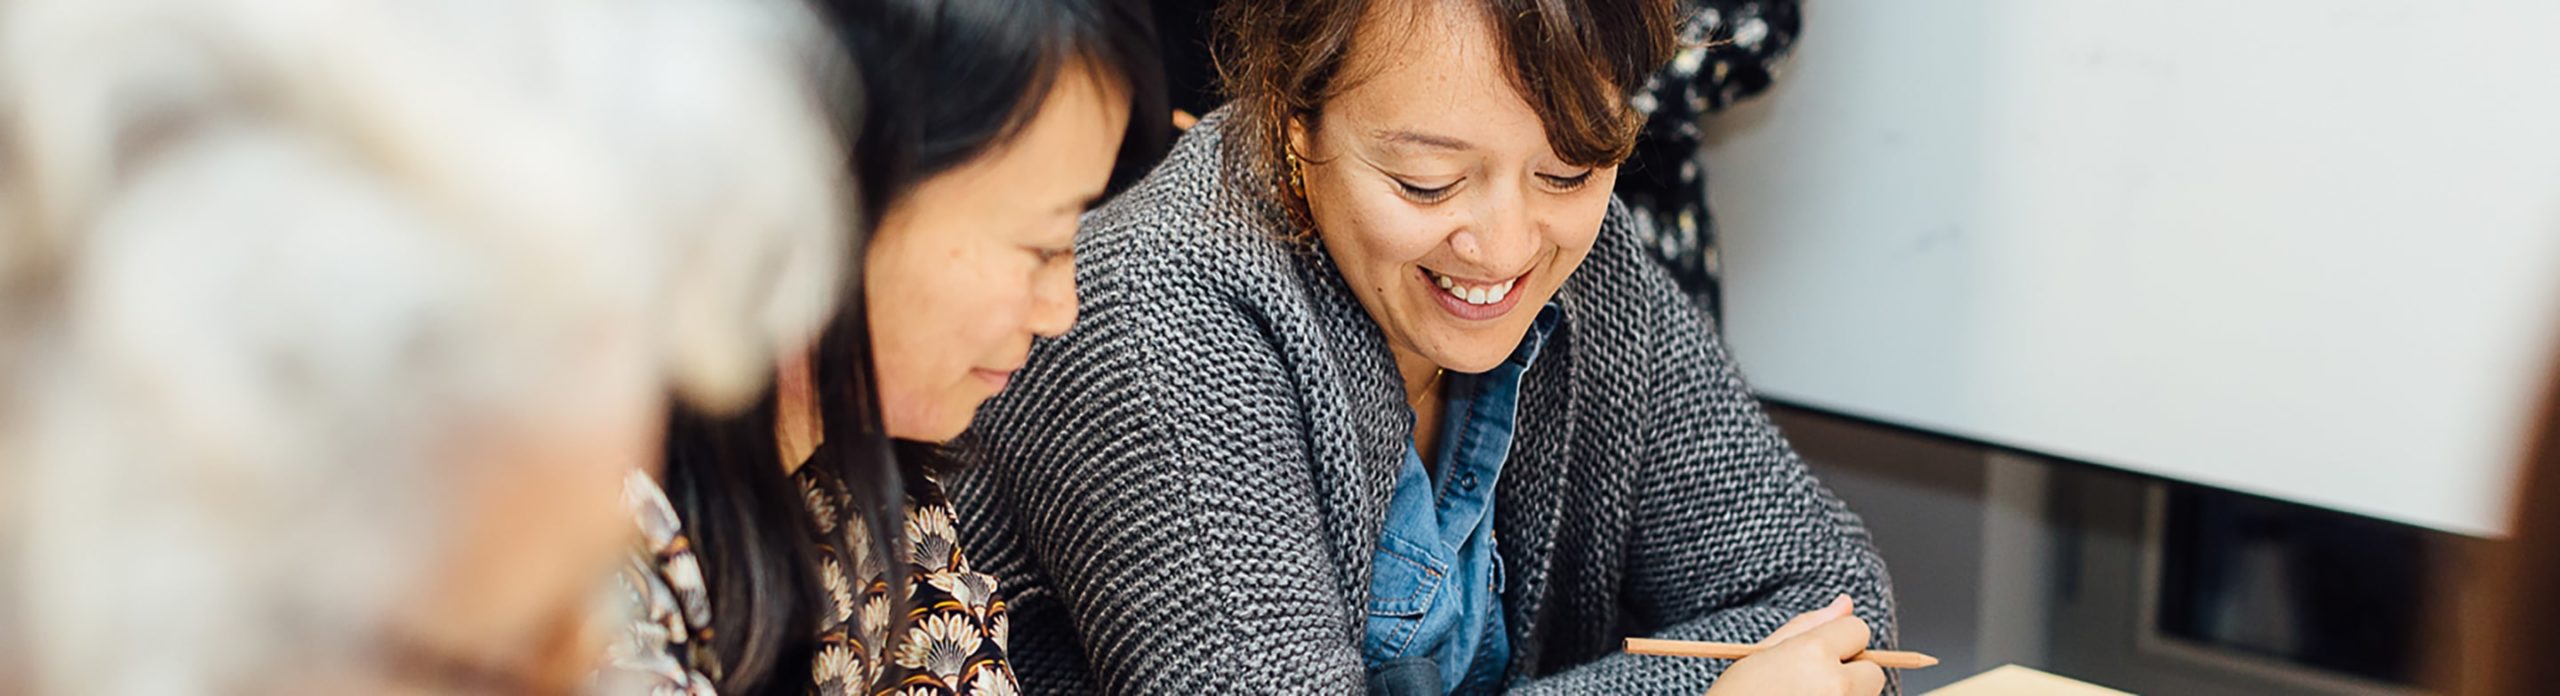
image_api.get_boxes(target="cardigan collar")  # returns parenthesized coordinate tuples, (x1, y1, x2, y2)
(1284, 216, 1587, 660)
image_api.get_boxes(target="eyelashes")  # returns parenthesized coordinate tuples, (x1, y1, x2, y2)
(1390, 170, 1598, 204)
(1539, 170, 1595, 191)
(1397, 179, 1458, 203)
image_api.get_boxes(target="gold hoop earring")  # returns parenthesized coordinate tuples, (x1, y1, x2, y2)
(1282, 144, 1318, 237)
(1285, 148, 1308, 200)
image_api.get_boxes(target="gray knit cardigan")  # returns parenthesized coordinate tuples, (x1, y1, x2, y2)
(946, 110, 1897, 695)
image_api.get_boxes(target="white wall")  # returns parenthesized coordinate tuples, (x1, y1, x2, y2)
(1705, 0, 2560, 535)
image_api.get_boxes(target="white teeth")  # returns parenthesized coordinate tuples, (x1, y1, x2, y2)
(1430, 268, 1523, 306)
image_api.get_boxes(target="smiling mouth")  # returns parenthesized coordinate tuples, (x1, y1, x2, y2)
(1420, 266, 1529, 306)
(971, 367, 1017, 389)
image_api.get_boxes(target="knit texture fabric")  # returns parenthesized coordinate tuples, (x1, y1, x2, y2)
(946, 109, 1897, 695)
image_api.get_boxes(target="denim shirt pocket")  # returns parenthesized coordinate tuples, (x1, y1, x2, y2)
(1365, 530, 1451, 661)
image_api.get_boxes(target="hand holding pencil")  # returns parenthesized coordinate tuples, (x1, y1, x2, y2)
(1623, 595, 1932, 696)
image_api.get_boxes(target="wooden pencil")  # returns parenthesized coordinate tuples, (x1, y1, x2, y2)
(1624, 637, 1941, 669)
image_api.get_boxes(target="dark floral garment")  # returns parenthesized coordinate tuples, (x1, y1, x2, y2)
(801, 465, 1018, 696)
(1614, 0, 1802, 321)
(605, 466, 1017, 696)
(603, 470, 721, 696)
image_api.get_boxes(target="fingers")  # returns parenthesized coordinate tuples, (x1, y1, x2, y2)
(1844, 658, 1887, 696)
(1801, 611, 1876, 662)
(1762, 594, 1855, 646)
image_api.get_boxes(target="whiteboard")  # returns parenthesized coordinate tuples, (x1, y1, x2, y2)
(1703, 0, 2560, 535)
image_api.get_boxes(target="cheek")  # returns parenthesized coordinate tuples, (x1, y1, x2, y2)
(1312, 188, 1450, 280)
(865, 238, 1037, 439)
(878, 252, 1031, 356)
(1548, 172, 1619, 252)
(473, 426, 636, 578)
(536, 349, 660, 559)
(878, 310, 1019, 440)
(1548, 194, 1611, 253)
(426, 352, 659, 650)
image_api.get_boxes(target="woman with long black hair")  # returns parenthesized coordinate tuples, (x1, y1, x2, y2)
(605, 0, 1166, 693)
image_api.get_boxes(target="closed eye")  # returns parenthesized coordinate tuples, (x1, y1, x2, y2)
(1539, 170, 1595, 192)
(1394, 178, 1459, 204)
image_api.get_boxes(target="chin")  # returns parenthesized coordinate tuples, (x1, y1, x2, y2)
(1431, 323, 1536, 373)
(887, 421, 962, 445)
(903, 402, 983, 444)
(1443, 355, 1509, 375)
(881, 404, 957, 444)
(918, 421, 971, 445)
(1430, 342, 1514, 374)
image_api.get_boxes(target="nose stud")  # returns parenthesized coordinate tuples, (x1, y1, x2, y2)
(1449, 232, 1482, 259)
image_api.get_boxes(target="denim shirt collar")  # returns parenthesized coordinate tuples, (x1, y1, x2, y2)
(1360, 302, 1563, 695)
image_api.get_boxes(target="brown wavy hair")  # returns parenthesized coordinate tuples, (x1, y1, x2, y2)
(1213, 0, 1678, 223)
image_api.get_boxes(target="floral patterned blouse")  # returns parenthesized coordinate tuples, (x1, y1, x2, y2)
(604, 463, 1018, 696)
(1615, 0, 1803, 320)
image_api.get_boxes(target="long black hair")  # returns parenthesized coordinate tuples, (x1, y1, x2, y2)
(658, 0, 1167, 692)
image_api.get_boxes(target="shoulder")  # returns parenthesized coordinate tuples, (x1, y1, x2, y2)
(952, 116, 1335, 577)
(1074, 109, 1303, 318)
(978, 112, 1317, 435)
(600, 471, 719, 695)
(1556, 199, 1718, 374)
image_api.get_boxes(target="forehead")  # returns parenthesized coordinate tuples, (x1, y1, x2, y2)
(1323, 1, 1544, 153)
(936, 62, 1128, 197)
(999, 64, 1128, 166)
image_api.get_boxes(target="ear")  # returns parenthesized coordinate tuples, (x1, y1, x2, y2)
(1285, 115, 1313, 161)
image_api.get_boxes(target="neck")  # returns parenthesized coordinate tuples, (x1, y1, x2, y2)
(1393, 345, 1449, 463)
(774, 352, 822, 473)
(1391, 346, 1440, 407)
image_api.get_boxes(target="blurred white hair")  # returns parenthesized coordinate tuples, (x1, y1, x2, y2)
(0, 0, 851, 691)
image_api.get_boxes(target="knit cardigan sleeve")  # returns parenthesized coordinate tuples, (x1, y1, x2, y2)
(948, 229, 1368, 695)
(1509, 226, 1899, 694)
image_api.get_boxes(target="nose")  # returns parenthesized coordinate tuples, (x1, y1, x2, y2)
(1445, 181, 1538, 274)
(1025, 257, 1079, 338)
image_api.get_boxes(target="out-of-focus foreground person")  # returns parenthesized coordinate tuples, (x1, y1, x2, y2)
(2457, 340, 2560, 696)
(0, 0, 852, 692)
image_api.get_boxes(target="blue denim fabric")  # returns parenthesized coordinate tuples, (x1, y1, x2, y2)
(1364, 305, 1560, 695)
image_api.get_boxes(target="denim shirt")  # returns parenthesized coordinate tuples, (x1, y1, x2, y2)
(1364, 304, 1561, 695)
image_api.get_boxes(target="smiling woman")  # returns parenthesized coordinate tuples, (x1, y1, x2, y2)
(947, 0, 1900, 694)
(1272, 0, 1631, 451)
(622, 0, 1166, 694)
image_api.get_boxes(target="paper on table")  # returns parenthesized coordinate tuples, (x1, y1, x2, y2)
(1923, 665, 2133, 696)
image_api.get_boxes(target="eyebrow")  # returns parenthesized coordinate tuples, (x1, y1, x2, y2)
(1369, 128, 1476, 152)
